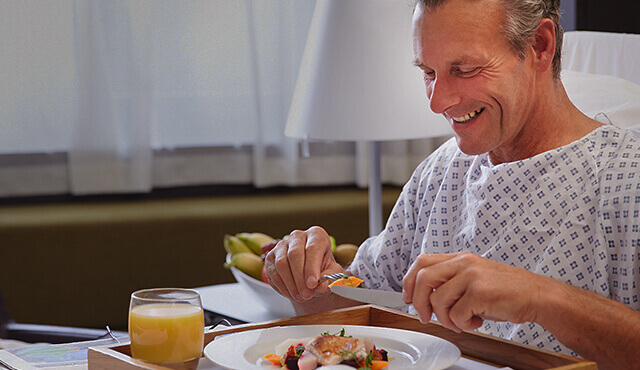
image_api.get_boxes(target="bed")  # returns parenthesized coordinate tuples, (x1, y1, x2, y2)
(561, 31, 640, 130)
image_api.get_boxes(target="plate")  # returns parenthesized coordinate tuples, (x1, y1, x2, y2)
(204, 324, 461, 369)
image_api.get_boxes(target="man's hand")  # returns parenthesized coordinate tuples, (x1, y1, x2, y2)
(402, 252, 554, 332)
(264, 226, 344, 302)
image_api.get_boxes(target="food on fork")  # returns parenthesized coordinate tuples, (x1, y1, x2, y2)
(328, 275, 364, 288)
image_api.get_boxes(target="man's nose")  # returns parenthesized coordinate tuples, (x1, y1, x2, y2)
(427, 76, 460, 115)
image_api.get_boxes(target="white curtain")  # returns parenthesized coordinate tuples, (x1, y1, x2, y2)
(0, 0, 441, 197)
(70, 1, 153, 194)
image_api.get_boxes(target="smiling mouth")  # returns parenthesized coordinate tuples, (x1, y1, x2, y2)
(451, 107, 485, 123)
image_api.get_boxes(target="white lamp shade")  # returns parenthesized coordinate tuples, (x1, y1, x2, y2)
(285, 0, 452, 142)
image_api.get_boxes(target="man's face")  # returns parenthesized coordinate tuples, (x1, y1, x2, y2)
(412, 0, 537, 159)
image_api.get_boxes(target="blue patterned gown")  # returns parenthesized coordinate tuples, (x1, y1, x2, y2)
(350, 124, 640, 355)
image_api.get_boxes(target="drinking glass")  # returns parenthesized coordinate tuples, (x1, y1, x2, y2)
(128, 288, 204, 364)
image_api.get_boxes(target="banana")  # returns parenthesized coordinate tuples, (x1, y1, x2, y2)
(236, 232, 275, 255)
(329, 235, 337, 253)
(223, 234, 253, 256)
(224, 252, 264, 280)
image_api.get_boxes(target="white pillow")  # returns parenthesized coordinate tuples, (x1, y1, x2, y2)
(562, 69, 640, 129)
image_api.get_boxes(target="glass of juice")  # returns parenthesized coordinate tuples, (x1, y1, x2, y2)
(128, 288, 204, 364)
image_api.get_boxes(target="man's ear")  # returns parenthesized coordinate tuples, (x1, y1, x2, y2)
(531, 18, 555, 73)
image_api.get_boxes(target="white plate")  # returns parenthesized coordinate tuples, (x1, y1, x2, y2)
(204, 324, 461, 369)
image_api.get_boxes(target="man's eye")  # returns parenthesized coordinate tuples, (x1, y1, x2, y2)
(457, 67, 480, 76)
(423, 70, 435, 80)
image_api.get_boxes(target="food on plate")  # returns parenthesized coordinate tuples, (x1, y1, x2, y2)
(306, 334, 366, 365)
(262, 328, 389, 369)
(224, 252, 263, 280)
(328, 275, 364, 288)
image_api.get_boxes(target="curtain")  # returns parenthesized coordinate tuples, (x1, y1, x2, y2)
(70, 1, 153, 194)
(0, 0, 443, 197)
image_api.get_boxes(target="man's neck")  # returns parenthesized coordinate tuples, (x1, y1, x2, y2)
(488, 78, 602, 165)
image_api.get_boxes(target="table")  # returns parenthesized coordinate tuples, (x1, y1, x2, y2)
(195, 283, 506, 369)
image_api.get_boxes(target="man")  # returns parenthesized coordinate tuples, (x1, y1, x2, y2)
(264, 0, 640, 368)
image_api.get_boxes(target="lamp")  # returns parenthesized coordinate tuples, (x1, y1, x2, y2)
(285, 0, 452, 236)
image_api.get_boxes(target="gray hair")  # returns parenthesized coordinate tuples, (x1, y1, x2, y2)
(416, 0, 564, 79)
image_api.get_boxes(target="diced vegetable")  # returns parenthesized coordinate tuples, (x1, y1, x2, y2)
(262, 353, 281, 366)
(369, 360, 389, 369)
(297, 351, 318, 370)
(358, 359, 389, 370)
(283, 343, 307, 370)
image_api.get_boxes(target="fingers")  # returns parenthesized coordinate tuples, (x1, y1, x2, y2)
(264, 226, 337, 302)
(447, 292, 485, 331)
(265, 257, 290, 298)
(403, 252, 476, 326)
(429, 278, 466, 332)
(286, 230, 313, 300)
(407, 252, 514, 332)
(265, 238, 295, 299)
(304, 226, 333, 289)
(403, 253, 459, 302)
(402, 253, 456, 324)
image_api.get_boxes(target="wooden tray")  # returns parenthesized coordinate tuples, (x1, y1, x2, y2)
(88, 305, 596, 369)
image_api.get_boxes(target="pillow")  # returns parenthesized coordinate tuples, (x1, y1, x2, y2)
(561, 69, 640, 129)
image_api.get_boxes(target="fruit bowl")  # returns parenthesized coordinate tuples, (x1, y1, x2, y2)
(226, 254, 296, 317)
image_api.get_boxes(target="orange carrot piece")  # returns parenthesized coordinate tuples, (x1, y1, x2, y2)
(358, 359, 389, 369)
(328, 276, 364, 288)
(262, 353, 281, 366)
(369, 360, 389, 369)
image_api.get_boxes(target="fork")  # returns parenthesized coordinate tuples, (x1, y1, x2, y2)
(318, 273, 347, 284)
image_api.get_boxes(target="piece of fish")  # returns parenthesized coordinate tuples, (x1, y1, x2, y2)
(305, 335, 366, 365)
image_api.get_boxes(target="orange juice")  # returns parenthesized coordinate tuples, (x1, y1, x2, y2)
(129, 303, 204, 363)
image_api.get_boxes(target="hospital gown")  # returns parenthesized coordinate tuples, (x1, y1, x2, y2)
(350, 124, 640, 355)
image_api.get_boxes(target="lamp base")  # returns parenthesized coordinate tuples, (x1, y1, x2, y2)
(368, 141, 383, 237)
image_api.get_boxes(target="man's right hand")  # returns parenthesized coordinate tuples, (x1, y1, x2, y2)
(264, 226, 344, 302)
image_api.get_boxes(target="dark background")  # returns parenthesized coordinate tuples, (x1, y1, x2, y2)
(575, 0, 639, 34)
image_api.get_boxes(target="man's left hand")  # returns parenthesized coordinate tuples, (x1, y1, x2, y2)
(402, 252, 554, 332)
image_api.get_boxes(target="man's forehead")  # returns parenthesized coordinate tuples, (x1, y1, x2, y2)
(413, 0, 505, 28)
(414, 0, 502, 12)
(412, 0, 507, 64)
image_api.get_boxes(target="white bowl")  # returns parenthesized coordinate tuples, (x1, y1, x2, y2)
(227, 254, 296, 317)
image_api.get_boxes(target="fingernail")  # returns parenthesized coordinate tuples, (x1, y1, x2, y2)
(301, 289, 313, 299)
(307, 276, 317, 288)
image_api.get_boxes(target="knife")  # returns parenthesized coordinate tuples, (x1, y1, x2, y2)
(330, 286, 409, 308)
(330, 286, 505, 322)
